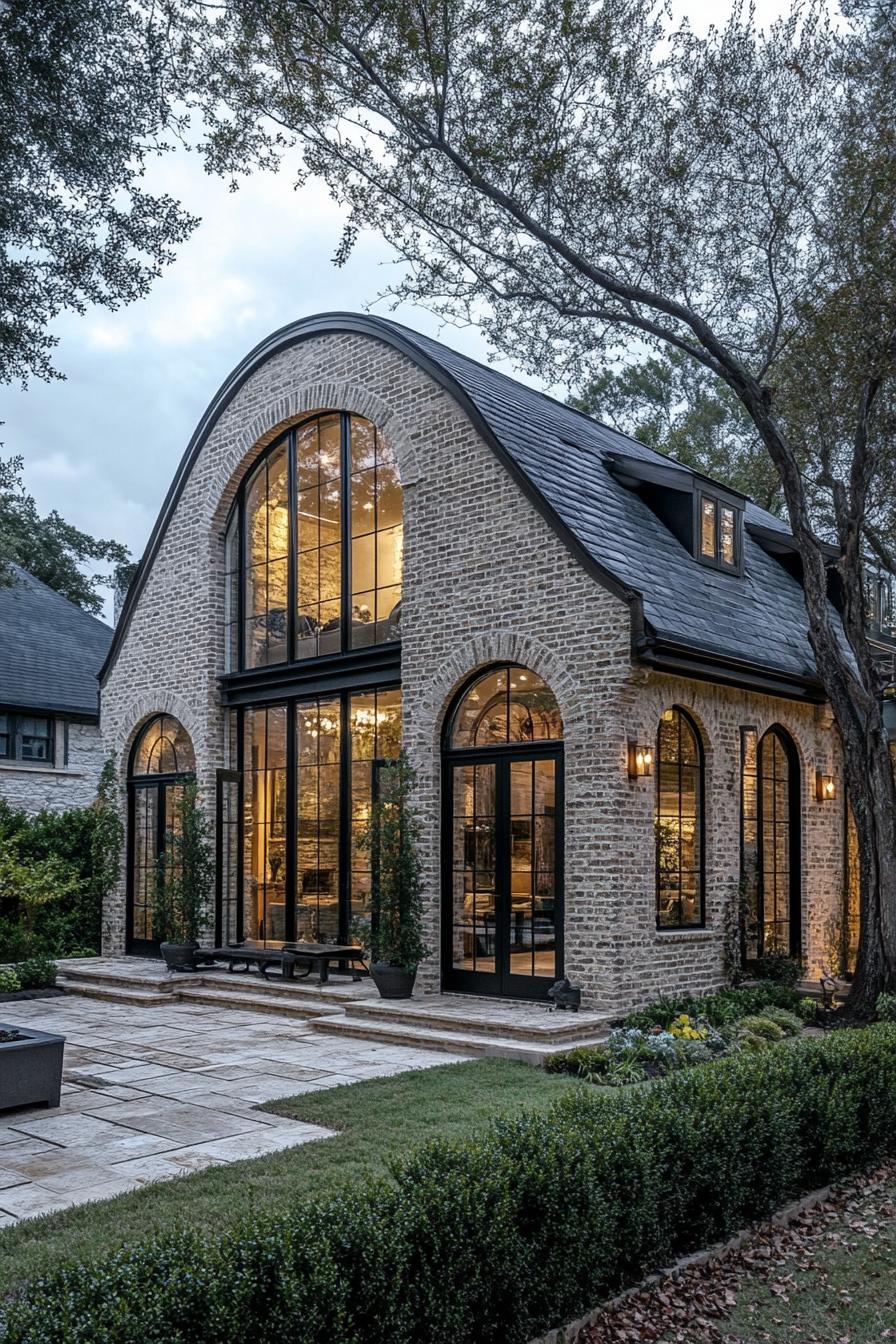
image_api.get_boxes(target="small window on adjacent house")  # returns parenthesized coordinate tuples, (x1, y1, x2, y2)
(0, 714, 54, 764)
(698, 494, 741, 572)
(18, 716, 53, 762)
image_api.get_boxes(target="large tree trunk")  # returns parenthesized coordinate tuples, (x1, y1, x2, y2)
(741, 392, 896, 1015)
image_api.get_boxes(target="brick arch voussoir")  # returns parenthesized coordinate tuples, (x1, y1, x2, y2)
(116, 693, 205, 787)
(207, 379, 423, 534)
(421, 631, 591, 755)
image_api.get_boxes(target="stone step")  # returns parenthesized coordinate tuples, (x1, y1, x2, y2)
(57, 964, 184, 993)
(56, 978, 173, 1007)
(310, 1013, 609, 1065)
(193, 971, 373, 1004)
(342, 997, 613, 1044)
(175, 986, 345, 1019)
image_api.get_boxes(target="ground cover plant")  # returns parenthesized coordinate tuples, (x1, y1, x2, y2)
(2, 1026, 896, 1344)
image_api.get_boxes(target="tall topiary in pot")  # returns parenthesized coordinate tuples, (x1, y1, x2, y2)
(358, 753, 429, 999)
(153, 782, 213, 972)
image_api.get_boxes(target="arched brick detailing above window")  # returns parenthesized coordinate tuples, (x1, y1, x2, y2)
(209, 376, 424, 534)
(113, 693, 205, 787)
(415, 630, 592, 757)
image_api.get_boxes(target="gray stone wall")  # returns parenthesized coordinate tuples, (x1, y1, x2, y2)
(101, 328, 846, 1012)
(0, 720, 105, 815)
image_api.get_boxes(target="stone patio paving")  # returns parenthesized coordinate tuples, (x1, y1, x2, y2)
(0, 994, 469, 1226)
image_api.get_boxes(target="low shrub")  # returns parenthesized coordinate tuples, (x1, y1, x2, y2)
(623, 983, 802, 1031)
(15, 956, 57, 991)
(737, 1015, 785, 1042)
(4, 1027, 896, 1344)
(0, 967, 21, 994)
(875, 993, 896, 1024)
(759, 1007, 804, 1037)
(753, 951, 806, 987)
(544, 1045, 609, 1076)
(797, 996, 820, 1022)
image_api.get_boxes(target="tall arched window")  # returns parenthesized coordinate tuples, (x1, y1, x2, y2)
(128, 715, 195, 955)
(224, 412, 403, 671)
(655, 707, 704, 928)
(443, 665, 564, 999)
(757, 726, 801, 956)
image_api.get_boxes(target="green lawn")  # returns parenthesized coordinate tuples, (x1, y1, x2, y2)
(722, 1180, 896, 1343)
(0, 1058, 577, 1298)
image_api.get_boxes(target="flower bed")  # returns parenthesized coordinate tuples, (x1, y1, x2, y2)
(546, 986, 813, 1086)
(0, 956, 57, 1000)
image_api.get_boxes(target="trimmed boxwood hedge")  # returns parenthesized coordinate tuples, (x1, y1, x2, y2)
(4, 1026, 896, 1344)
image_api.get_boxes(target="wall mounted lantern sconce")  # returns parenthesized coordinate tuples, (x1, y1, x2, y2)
(628, 742, 653, 778)
(815, 771, 837, 802)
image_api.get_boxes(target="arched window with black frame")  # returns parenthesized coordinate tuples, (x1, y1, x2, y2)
(127, 715, 195, 955)
(655, 706, 705, 929)
(223, 412, 403, 672)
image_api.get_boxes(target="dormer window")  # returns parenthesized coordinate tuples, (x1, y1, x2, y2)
(697, 493, 741, 573)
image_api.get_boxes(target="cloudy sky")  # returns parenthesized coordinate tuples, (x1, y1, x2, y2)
(2, 0, 785, 624)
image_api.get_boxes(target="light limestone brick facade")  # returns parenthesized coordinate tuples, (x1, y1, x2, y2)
(100, 328, 846, 1013)
(0, 720, 105, 815)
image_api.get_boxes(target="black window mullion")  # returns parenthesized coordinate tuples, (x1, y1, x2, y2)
(340, 413, 351, 655)
(338, 689, 352, 944)
(286, 429, 297, 666)
(285, 700, 297, 944)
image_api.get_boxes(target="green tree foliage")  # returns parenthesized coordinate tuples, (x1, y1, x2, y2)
(357, 753, 429, 969)
(153, 781, 214, 944)
(0, 455, 131, 614)
(0, 0, 198, 385)
(571, 352, 784, 514)
(170, 0, 896, 1010)
(0, 758, 123, 958)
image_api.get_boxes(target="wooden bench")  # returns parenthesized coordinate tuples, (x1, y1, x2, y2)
(204, 944, 367, 985)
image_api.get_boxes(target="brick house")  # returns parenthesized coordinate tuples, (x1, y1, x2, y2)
(0, 565, 111, 814)
(99, 313, 867, 1013)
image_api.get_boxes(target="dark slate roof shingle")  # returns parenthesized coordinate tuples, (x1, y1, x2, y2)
(387, 320, 829, 684)
(0, 566, 112, 717)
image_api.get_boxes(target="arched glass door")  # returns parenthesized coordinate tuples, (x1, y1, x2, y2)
(127, 715, 195, 955)
(442, 665, 564, 999)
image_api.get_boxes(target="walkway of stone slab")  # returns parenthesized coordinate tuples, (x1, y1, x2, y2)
(0, 994, 469, 1225)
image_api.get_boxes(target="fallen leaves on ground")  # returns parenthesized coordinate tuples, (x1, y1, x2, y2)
(577, 1159, 896, 1344)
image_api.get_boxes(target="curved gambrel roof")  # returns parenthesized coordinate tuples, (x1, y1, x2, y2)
(102, 312, 829, 700)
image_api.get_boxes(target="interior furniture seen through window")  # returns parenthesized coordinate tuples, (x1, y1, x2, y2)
(655, 706, 704, 928)
(224, 412, 403, 671)
(0, 713, 54, 764)
(442, 664, 564, 1000)
(698, 493, 740, 571)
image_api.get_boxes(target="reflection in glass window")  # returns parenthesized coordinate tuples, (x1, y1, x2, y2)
(656, 707, 704, 928)
(700, 497, 717, 557)
(350, 417, 403, 648)
(720, 506, 736, 567)
(758, 728, 793, 954)
(295, 698, 341, 943)
(133, 715, 195, 776)
(227, 413, 403, 670)
(450, 665, 563, 748)
(244, 443, 289, 668)
(244, 705, 288, 943)
(349, 688, 402, 930)
(296, 416, 343, 658)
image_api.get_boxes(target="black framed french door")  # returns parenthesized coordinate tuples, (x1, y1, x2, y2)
(126, 774, 192, 955)
(442, 743, 564, 1000)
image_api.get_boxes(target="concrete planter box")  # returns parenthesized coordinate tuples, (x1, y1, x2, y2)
(0, 1024, 64, 1111)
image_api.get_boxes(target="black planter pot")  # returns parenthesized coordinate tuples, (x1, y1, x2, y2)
(0, 1024, 64, 1110)
(160, 940, 200, 973)
(370, 962, 417, 999)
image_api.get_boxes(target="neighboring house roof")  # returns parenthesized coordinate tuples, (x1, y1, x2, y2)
(0, 565, 112, 718)
(102, 312, 840, 701)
